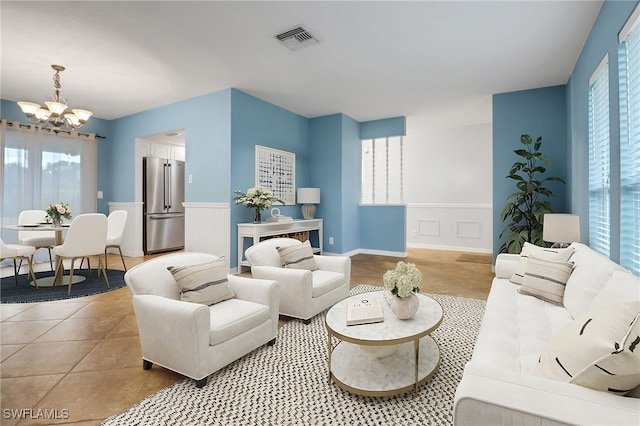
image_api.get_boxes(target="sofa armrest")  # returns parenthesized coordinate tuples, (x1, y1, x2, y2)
(494, 253, 520, 279)
(454, 363, 640, 426)
(132, 294, 210, 380)
(250, 265, 313, 315)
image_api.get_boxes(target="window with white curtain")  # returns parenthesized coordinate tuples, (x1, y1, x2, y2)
(361, 137, 404, 204)
(588, 55, 610, 257)
(1, 120, 98, 260)
(619, 5, 640, 276)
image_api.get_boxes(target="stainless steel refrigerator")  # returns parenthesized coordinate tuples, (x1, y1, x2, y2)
(143, 157, 185, 254)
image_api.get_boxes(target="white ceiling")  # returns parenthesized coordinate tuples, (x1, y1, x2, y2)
(1, 1, 602, 123)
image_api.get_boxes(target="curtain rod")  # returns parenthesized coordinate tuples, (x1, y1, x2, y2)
(3, 119, 105, 139)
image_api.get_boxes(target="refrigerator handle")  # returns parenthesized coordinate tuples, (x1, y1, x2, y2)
(167, 162, 172, 209)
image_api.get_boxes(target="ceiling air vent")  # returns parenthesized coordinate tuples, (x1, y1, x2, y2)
(275, 26, 319, 51)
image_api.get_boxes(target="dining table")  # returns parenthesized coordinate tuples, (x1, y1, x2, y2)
(4, 223, 86, 287)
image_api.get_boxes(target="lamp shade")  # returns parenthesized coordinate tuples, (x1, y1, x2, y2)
(543, 214, 581, 244)
(297, 188, 320, 204)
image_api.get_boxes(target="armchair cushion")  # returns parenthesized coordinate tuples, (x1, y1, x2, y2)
(168, 258, 235, 306)
(277, 240, 318, 270)
(312, 270, 346, 298)
(209, 299, 271, 346)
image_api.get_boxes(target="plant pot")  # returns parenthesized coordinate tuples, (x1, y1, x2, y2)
(389, 293, 419, 319)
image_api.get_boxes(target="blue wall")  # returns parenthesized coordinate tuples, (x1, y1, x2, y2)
(360, 205, 407, 253)
(230, 89, 309, 266)
(492, 85, 568, 257)
(566, 0, 638, 263)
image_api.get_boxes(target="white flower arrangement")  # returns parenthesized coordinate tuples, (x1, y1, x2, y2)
(383, 261, 422, 298)
(234, 185, 284, 211)
(45, 202, 72, 224)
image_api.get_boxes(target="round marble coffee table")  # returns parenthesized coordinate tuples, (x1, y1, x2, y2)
(325, 291, 443, 396)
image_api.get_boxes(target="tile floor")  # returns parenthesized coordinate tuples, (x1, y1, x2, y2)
(0, 248, 494, 425)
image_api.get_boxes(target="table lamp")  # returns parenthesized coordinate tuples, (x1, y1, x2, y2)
(297, 188, 320, 219)
(543, 214, 581, 248)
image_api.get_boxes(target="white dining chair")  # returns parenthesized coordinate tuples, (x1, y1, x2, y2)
(1, 238, 39, 289)
(18, 210, 56, 270)
(105, 210, 128, 271)
(52, 213, 109, 295)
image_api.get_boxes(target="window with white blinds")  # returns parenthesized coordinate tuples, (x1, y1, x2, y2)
(361, 137, 404, 204)
(588, 54, 610, 257)
(619, 5, 640, 276)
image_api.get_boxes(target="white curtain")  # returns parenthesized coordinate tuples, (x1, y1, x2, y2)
(1, 119, 97, 262)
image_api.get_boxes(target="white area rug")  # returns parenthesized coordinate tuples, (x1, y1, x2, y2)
(101, 285, 485, 426)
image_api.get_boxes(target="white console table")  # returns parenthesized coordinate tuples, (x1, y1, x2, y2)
(237, 219, 323, 271)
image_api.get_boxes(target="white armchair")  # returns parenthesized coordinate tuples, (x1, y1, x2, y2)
(125, 252, 279, 388)
(245, 238, 350, 324)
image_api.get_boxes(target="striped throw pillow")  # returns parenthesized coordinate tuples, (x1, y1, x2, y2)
(510, 242, 575, 285)
(518, 256, 574, 304)
(168, 258, 235, 305)
(277, 240, 318, 270)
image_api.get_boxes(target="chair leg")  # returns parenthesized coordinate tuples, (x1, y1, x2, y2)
(27, 256, 39, 290)
(12, 259, 19, 286)
(303, 318, 312, 325)
(67, 258, 76, 295)
(195, 378, 207, 388)
(86, 257, 93, 283)
(117, 246, 127, 271)
(99, 256, 110, 289)
(142, 359, 153, 370)
(47, 247, 54, 271)
(268, 338, 276, 346)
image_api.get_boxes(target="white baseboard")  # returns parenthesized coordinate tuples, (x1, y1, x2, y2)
(408, 242, 492, 254)
(323, 249, 407, 258)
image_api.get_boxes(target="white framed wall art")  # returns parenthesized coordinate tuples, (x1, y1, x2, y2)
(255, 145, 296, 205)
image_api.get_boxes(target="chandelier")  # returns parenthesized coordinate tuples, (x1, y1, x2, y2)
(17, 64, 93, 131)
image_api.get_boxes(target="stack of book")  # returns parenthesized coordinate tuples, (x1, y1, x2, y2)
(346, 297, 384, 326)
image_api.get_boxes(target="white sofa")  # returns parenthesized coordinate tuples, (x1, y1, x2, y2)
(125, 252, 280, 387)
(453, 242, 640, 426)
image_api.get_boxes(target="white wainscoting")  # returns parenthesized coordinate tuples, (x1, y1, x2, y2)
(407, 203, 492, 253)
(184, 202, 230, 261)
(108, 202, 144, 258)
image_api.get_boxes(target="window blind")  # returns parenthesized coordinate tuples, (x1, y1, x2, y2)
(620, 8, 640, 276)
(588, 55, 610, 257)
(361, 137, 404, 204)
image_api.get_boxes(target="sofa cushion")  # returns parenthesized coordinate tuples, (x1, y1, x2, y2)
(563, 242, 625, 318)
(518, 257, 574, 304)
(534, 301, 640, 395)
(209, 299, 270, 346)
(168, 258, 235, 306)
(587, 269, 640, 311)
(277, 240, 318, 270)
(510, 242, 575, 285)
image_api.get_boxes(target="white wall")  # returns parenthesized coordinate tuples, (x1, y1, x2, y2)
(404, 96, 493, 252)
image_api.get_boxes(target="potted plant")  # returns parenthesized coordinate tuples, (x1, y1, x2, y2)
(499, 134, 565, 253)
(383, 261, 422, 319)
(45, 202, 72, 227)
(234, 185, 284, 223)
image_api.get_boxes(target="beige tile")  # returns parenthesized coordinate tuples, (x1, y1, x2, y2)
(1, 344, 25, 362)
(25, 367, 148, 424)
(72, 336, 141, 372)
(68, 300, 133, 319)
(34, 316, 123, 343)
(0, 304, 36, 322)
(105, 315, 139, 338)
(0, 321, 60, 345)
(5, 302, 88, 322)
(0, 374, 65, 426)
(135, 367, 184, 400)
(1, 340, 99, 378)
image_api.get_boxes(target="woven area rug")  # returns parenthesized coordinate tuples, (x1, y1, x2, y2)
(101, 284, 485, 426)
(0, 269, 126, 303)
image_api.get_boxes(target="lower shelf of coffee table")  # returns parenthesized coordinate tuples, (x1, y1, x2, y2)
(329, 335, 440, 396)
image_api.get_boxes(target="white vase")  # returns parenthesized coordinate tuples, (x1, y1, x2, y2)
(390, 293, 419, 319)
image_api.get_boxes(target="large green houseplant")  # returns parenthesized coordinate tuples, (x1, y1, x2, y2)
(499, 134, 565, 253)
